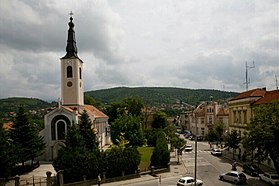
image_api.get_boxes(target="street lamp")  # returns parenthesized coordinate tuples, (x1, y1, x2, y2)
(194, 102, 204, 186)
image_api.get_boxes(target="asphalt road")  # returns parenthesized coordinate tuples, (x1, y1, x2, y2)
(121, 141, 270, 186)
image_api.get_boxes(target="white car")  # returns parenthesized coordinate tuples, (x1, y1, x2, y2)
(259, 172, 279, 185)
(177, 176, 203, 186)
(211, 148, 222, 156)
(219, 171, 247, 184)
(185, 144, 193, 152)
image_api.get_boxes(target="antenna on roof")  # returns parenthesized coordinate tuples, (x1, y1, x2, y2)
(244, 60, 255, 91)
(276, 75, 278, 90)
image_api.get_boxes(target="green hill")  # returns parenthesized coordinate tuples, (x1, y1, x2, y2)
(0, 87, 239, 120)
(0, 97, 53, 119)
(85, 87, 239, 106)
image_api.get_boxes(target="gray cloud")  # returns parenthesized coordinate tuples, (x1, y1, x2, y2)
(0, 0, 278, 100)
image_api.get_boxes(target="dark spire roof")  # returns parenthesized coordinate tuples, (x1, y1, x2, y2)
(61, 16, 80, 59)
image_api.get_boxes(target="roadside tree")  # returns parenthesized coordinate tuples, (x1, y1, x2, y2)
(225, 130, 240, 160)
(248, 101, 279, 174)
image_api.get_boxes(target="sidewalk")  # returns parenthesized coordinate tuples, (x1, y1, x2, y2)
(221, 149, 276, 173)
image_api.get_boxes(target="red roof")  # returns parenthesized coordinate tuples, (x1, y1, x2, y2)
(217, 108, 229, 116)
(230, 88, 266, 101)
(253, 90, 279, 105)
(2, 121, 13, 130)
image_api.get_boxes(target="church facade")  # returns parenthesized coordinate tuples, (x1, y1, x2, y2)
(40, 16, 110, 161)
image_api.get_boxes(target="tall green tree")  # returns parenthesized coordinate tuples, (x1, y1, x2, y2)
(214, 121, 225, 145)
(152, 111, 168, 129)
(10, 106, 45, 166)
(225, 130, 240, 160)
(110, 114, 144, 147)
(0, 123, 16, 178)
(248, 101, 279, 174)
(150, 131, 170, 168)
(79, 111, 98, 150)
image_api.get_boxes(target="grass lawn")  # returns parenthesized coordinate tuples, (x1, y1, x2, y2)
(138, 146, 154, 172)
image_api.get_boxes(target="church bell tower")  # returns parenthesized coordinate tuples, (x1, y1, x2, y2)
(60, 14, 84, 106)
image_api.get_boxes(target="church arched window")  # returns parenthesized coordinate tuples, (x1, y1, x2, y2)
(57, 121, 66, 140)
(51, 115, 70, 140)
(67, 66, 73, 78)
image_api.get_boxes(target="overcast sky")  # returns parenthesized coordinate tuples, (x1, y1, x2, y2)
(0, 0, 278, 101)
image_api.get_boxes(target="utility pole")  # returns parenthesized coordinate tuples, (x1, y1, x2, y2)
(244, 61, 255, 91)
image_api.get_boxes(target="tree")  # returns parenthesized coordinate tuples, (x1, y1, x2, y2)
(150, 131, 170, 168)
(205, 129, 218, 144)
(152, 111, 168, 129)
(10, 106, 45, 166)
(214, 121, 225, 145)
(79, 110, 98, 150)
(53, 124, 104, 183)
(110, 114, 144, 147)
(0, 123, 17, 178)
(248, 101, 279, 174)
(225, 130, 240, 160)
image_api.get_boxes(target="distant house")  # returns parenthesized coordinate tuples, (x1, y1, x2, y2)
(39, 16, 110, 161)
(180, 101, 228, 137)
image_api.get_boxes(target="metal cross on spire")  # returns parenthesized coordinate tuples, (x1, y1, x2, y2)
(69, 11, 74, 17)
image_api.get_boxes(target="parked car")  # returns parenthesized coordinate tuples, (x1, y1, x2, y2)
(196, 135, 204, 141)
(188, 136, 194, 141)
(259, 172, 279, 185)
(211, 148, 222, 156)
(219, 171, 247, 184)
(242, 163, 263, 176)
(177, 176, 203, 186)
(185, 144, 193, 152)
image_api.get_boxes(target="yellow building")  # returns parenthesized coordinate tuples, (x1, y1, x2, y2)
(228, 88, 266, 137)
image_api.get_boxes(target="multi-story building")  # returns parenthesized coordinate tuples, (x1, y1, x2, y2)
(180, 101, 229, 137)
(228, 88, 266, 137)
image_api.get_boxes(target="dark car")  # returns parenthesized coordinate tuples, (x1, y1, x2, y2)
(243, 163, 264, 176)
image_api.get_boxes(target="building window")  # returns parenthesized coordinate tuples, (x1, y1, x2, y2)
(79, 67, 82, 79)
(57, 121, 66, 140)
(243, 110, 247, 124)
(67, 66, 73, 78)
(209, 116, 212, 124)
(201, 118, 204, 124)
(233, 111, 237, 123)
(238, 111, 242, 124)
(201, 128, 205, 135)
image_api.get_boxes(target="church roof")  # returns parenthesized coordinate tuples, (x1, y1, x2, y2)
(61, 16, 82, 62)
(84, 105, 109, 119)
(62, 105, 108, 119)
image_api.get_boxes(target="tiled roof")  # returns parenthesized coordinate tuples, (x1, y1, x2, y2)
(230, 88, 266, 101)
(217, 108, 229, 116)
(2, 121, 13, 130)
(84, 105, 108, 119)
(253, 90, 279, 105)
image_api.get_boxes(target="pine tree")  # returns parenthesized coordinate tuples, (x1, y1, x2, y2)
(10, 106, 45, 166)
(79, 110, 98, 150)
(0, 123, 17, 178)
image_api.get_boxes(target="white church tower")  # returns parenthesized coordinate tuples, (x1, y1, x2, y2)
(40, 14, 110, 161)
(60, 16, 84, 106)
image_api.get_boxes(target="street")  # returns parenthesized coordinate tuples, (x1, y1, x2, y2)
(107, 141, 270, 186)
